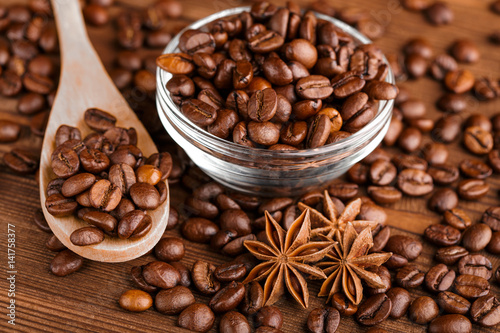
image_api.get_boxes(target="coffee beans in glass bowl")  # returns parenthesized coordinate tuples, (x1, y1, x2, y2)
(42, 108, 170, 261)
(156, 5, 396, 196)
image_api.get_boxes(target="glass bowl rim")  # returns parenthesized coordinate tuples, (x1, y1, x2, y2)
(156, 6, 395, 160)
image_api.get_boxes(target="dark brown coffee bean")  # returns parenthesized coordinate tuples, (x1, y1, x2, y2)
(247, 121, 280, 146)
(89, 179, 122, 211)
(50, 250, 83, 277)
(367, 186, 402, 205)
(108, 163, 136, 195)
(214, 262, 246, 282)
(61, 173, 96, 197)
(385, 235, 422, 261)
(155, 286, 195, 315)
(396, 264, 425, 288)
(79, 148, 110, 174)
(450, 39, 480, 63)
(341, 92, 376, 133)
(392, 154, 428, 171)
(46, 178, 65, 197)
(0, 70, 22, 97)
(82, 211, 116, 233)
(435, 246, 469, 265)
(118, 210, 151, 239)
(397, 168, 433, 196)
(464, 126, 493, 155)
(474, 77, 500, 100)
(371, 225, 391, 253)
(306, 114, 331, 148)
(296, 75, 333, 100)
(292, 99, 322, 120)
(470, 295, 500, 327)
(209, 281, 245, 313)
(240, 281, 264, 315)
(181, 99, 218, 127)
(425, 224, 461, 247)
(386, 287, 411, 319)
(330, 292, 357, 316)
(443, 209, 471, 230)
(307, 307, 340, 333)
(405, 53, 428, 78)
(178, 303, 215, 332)
(84, 108, 116, 132)
(155, 237, 185, 262)
(4, 149, 38, 174)
(458, 179, 489, 200)
(445, 69, 475, 94)
(425, 264, 456, 292)
(365, 265, 391, 295)
(409, 296, 439, 324)
(46, 234, 66, 252)
(460, 159, 492, 179)
(0, 120, 21, 143)
(462, 224, 492, 252)
(169, 262, 191, 288)
(328, 183, 358, 201)
(433, 114, 461, 143)
(425, 2, 453, 25)
(83, 4, 109, 26)
(142, 261, 180, 289)
(458, 254, 493, 280)
(33, 208, 51, 233)
(247, 88, 277, 122)
(70, 226, 105, 246)
(220, 311, 251, 333)
(454, 274, 490, 299)
(487, 231, 500, 254)
(437, 291, 470, 314)
(185, 196, 219, 219)
(364, 81, 399, 100)
(427, 164, 459, 185)
(129, 182, 160, 210)
(398, 127, 422, 153)
(436, 93, 466, 113)
(192, 260, 221, 295)
(428, 188, 458, 213)
(385, 254, 409, 269)
(430, 54, 458, 81)
(369, 160, 397, 186)
(428, 314, 472, 333)
(255, 306, 283, 329)
(182, 218, 219, 243)
(179, 29, 215, 55)
(330, 71, 366, 99)
(423, 142, 448, 165)
(482, 206, 500, 231)
(356, 293, 392, 326)
(233, 60, 253, 90)
(45, 193, 78, 217)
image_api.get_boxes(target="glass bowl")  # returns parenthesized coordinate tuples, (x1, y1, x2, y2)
(156, 6, 394, 197)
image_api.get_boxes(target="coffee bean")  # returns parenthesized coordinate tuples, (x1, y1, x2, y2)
(119, 289, 153, 312)
(89, 179, 121, 211)
(331, 292, 358, 316)
(428, 314, 472, 333)
(70, 226, 104, 246)
(142, 261, 180, 289)
(445, 69, 475, 94)
(454, 274, 490, 299)
(0, 120, 21, 143)
(428, 164, 459, 185)
(458, 254, 493, 280)
(219, 209, 251, 235)
(386, 287, 411, 319)
(425, 2, 453, 25)
(392, 154, 427, 171)
(458, 179, 489, 200)
(425, 263, 456, 292)
(428, 188, 458, 213)
(356, 293, 392, 326)
(192, 260, 220, 295)
(396, 264, 425, 288)
(371, 225, 391, 253)
(470, 295, 500, 327)
(129, 182, 160, 210)
(464, 126, 493, 155)
(82, 211, 116, 233)
(482, 206, 500, 231)
(423, 142, 448, 165)
(450, 39, 480, 63)
(130, 265, 157, 293)
(213, 262, 246, 282)
(208, 281, 245, 313)
(341, 92, 376, 133)
(435, 246, 469, 265)
(307, 307, 340, 333)
(255, 306, 283, 329)
(462, 223, 492, 252)
(425, 224, 461, 247)
(155, 237, 185, 262)
(182, 218, 219, 243)
(367, 186, 402, 205)
(385, 253, 409, 269)
(436, 93, 466, 113)
(369, 160, 397, 186)
(474, 77, 500, 100)
(61, 173, 96, 197)
(79, 148, 110, 174)
(409, 296, 439, 324)
(487, 231, 500, 254)
(306, 114, 331, 148)
(385, 235, 422, 261)
(178, 303, 215, 332)
(328, 183, 358, 201)
(45, 233, 66, 252)
(117, 210, 151, 239)
(437, 291, 471, 315)
(50, 250, 83, 277)
(220, 311, 251, 333)
(45, 193, 78, 217)
(460, 159, 492, 179)
(32, 208, 51, 233)
(397, 169, 433, 196)
(4, 149, 38, 174)
(84, 108, 116, 132)
(433, 114, 461, 143)
(155, 286, 195, 315)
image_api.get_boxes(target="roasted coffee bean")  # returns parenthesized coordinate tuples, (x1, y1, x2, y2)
(142, 261, 180, 289)
(119, 289, 153, 312)
(399, 99, 426, 120)
(436, 93, 466, 113)
(209, 281, 245, 313)
(470, 295, 500, 327)
(462, 224, 492, 252)
(83, 4, 109, 26)
(179, 30, 216, 55)
(155, 286, 195, 315)
(428, 188, 458, 213)
(428, 164, 459, 185)
(192, 260, 220, 295)
(145, 152, 172, 181)
(181, 99, 218, 127)
(89, 179, 121, 211)
(458, 254, 493, 280)
(219, 209, 251, 236)
(82, 211, 116, 233)
(435, 246, 469, 265)
(331, 292, 358, 316)
(428, 314, 472, 333)
(0, 120, 21, 143)
(129, 182, 160, 210)
(356, 293, 392, 326)
(4, 149, 38, 174)
(392, 154, 428, 171)
(182, 218, 219, 243)
(80, 148, 110, 174)
(431, 54, 458, 81)
(214, 262, 246, 282)
(135, 165, 162, 186)
(487, 231, 500, 254)
(330, 71, 365, 99)
(155, 237, 185, 262)
(425, 224, 461, 247)
(358, 203, 387, 224)
(233, 60, 253, 90)
(50, 250, 83, 277)
(157, 53, 195, 75)
(445, 69, 475, 94)
(46, 234, 66, 252)
(306, 114, 331, 148)
(178, 303, 215, 332)
(33, 208, 51, 233)
(396, 264, 425, 288)
(367, 186, 402, 205)
(211, 229, 238, 250)
(307, 307, 340, 333)
(185, 195, 219, 219)
(433, 114, 461, 143)
(371, 225, 391, 253)
(118, 210, 151, 239)
(425, 2, 453, 25)
(464, 126, 493, 155)
(460, 159, 492, 179)
(474, 77, 500, 100)
(443, 209, 471, 230)
(220, 311, 251, 333)
(347, 163, 369, 185)
(398, 127, 422, 152)
(328, 183, 358, 201)
(425, 264, 456, 292)
(45, 193, 78, 217)
(386, 287, 411, 319)
(55, 125, 81, 147)
(70, 226, 104, 246)
(84, 108, 116, 132)
(450, 39, 480, 63)
(458, 179, 489, 200)
(465, 114, 492, 132)
(369, 160, 397, 186)
(366, 265, 391, 295)
(454, 274, 490, 299)
(341, 92, 376, 133)
(222, 234, 256, 256)
(437, 291, 471, 314)
(405, 53, 427, 78)
(489, 150, 500, 173)
(240, 281, 264, 315)
(423, 142, 448, 165)
(255, 306, 283, 329)
(397, 169, 433, 196)
(385, 235, 422, 261)
(61, 173, 96, 197)
(409, 296, 439, 324)
(170, 262, 191, 288)
(247, 121, 280, 146)
(482, 206, 500, 231)
(130, 265, 157, 293)
(385, 254, 409, 269)
(108, 163, 136, 195)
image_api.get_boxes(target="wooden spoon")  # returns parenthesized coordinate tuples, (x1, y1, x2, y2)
(39, 0, 169, 262)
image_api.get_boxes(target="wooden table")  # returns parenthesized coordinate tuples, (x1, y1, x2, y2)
(1, 0, 499, 332)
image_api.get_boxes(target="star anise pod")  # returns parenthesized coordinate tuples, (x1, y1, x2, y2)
(317, 222, 392, 305)
(298, 191, 378, 238)
(243, 209, 335, 308)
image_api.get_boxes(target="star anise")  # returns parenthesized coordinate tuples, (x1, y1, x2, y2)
(298, 191, 378, 238)
(243, 209, 335, 308)
(317, 222, 392, 305)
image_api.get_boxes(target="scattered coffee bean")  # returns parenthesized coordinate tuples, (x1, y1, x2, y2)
(119, 289, 153, 312)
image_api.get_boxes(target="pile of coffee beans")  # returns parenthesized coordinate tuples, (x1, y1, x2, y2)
(44, 108, 171, 246)
(158, 2, 399, 149)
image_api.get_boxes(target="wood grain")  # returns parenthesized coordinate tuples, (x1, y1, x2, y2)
(0, 0, 499, 332)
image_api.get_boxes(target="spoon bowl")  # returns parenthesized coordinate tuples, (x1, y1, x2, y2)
(39, 0, 169, 262)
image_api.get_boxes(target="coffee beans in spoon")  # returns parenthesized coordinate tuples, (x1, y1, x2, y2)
(45, 108, 171, 246)
(157, 4, 398, 149)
